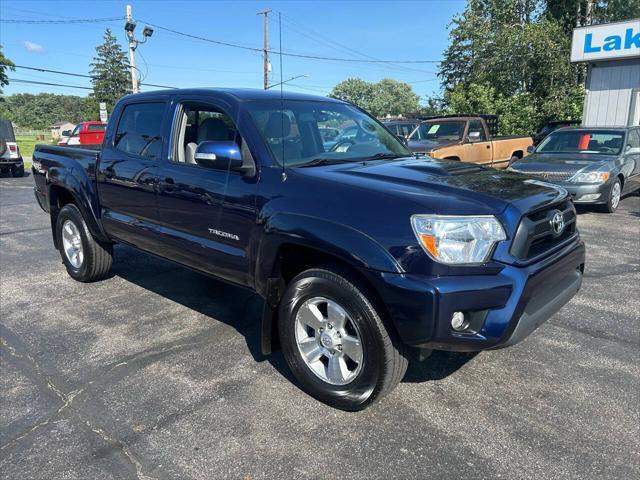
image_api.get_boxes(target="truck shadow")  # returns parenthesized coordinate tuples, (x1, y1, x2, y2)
(111, 244, 474, 386)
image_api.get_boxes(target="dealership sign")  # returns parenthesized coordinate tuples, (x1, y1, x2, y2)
(571, 19, 640, 62)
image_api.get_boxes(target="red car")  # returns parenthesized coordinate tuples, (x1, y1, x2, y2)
(58, 121, 106, 146)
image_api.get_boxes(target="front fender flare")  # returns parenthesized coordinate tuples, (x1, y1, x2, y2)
(254, 212, 402, 298)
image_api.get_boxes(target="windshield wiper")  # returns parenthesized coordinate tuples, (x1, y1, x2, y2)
(298, 158, 353, 168)
(367, 153, 407, 160)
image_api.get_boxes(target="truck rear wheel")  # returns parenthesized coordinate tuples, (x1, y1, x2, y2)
(278, 267, 408, 410)
(56, 204, 113, 282)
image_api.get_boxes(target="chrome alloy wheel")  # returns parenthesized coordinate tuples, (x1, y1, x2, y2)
(294, 297, 364, 386)
(61, 220, 84, 269)
(611, 182, 621, 210)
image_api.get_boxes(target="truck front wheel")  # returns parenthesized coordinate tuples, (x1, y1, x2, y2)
(56, 204, 113, 282)
(278, 267, 408, 410)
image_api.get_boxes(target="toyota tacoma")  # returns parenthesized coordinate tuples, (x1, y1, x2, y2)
(32, 89, 585, 410)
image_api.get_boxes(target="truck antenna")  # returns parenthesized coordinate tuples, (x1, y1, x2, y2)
(279, 12, 287, 182)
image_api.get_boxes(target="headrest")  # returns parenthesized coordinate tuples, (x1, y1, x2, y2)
(264, 112, 291, 139)
(198, 117, 229, 142)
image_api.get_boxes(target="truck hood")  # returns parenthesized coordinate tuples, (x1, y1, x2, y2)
(406, 139, 459, 153)
(511, 152, 616, 173)
(296, 157, 566, 217)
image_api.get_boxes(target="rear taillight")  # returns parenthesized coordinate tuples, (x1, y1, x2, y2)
(9, 144, 17, 152)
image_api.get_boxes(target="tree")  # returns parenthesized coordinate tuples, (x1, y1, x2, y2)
(330, 78, 420, 117)
(0, 93, 95, 129)
(0, 45, 15, 95)
(89, 29, 131, 112)
(437, 0, 591, 134)
(546, 0, 640, 32)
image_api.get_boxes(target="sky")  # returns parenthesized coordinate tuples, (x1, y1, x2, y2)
(0, 0, 465, 102)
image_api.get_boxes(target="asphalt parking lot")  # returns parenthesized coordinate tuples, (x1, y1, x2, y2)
(1, 173, 638, 479)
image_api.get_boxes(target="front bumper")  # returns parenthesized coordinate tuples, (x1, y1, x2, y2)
(365, 238, 585, 351)
(562, 182, 612, 204)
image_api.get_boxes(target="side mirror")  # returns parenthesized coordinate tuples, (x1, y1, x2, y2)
(527, 145, 535, 154)
(468, 131, 481, 143)
(194, 141, 244, 171)
(61, 130, 71, 137)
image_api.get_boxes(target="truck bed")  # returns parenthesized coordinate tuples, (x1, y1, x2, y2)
(32, 144, 100, 213)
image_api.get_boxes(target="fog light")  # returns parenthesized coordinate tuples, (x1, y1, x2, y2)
(578, 193, 601, 201)
(451, 311, 467, 331)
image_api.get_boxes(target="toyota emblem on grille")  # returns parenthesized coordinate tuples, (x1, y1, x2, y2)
(550, 211, 565, 235)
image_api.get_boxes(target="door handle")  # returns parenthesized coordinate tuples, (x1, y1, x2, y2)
(486, 145, 490, 149)
(162, 177, 175, 192)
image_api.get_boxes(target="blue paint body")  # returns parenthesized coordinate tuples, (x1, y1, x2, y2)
(32, 89, 585, 353)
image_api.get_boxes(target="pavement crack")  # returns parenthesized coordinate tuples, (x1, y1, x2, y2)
(0, 226, 50, 236)
(82, 420, 157, 480)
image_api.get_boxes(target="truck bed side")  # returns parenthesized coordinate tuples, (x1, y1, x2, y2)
(32, 144, 108, 247)
(490, 136, 533, 168)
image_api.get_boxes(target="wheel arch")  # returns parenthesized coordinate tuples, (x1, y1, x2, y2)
(255, 214, 403, 355)
(48, 182, 108, 249)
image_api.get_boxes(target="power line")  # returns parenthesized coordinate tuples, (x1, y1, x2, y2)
(2, 63, 176, 89)
(274, 13, 438, 75)
(0, 16, 123, 24)
(139, 19, 442, 64)
(8, 78, 93, 90)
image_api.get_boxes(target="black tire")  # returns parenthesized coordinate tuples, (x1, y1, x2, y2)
(507, 155, 520, 168)
(56, 204, 113, 282)
(11, 164, 24, 177)
(599, 178, 621, 213)
(278, 266, 408, 411)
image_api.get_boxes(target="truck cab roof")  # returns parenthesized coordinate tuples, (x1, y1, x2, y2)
(122, 88, 344, 104)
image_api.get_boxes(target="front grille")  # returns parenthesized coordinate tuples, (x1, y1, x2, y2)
(510, 200, 577, 261)
(519, 171, 575, 182)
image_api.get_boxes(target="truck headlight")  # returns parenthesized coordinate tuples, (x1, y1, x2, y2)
(569, 171, 609, 184)
(411, 215, 506, 265)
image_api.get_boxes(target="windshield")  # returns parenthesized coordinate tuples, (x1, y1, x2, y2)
(409, 121, 465, 142)
(0, 120, 16, 142)
(537, 130, 624, 155)
(247, 100, 411, 166)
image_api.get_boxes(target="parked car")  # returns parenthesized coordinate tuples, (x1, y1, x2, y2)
(382, 119, 421, 138)
(533, 120, 581, 146)
(0, 119, 24, 177)
(32, 89, 585, 410)
(508, 126, 640, 213)
(407, 115, 533, 168)
(58, 121, 106, 146)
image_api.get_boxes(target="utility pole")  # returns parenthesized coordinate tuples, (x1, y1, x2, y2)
(125, 5, 139, 93)
(257, 9, 271, 90)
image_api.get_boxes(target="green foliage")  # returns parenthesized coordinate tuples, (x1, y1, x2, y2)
(330, 78, 420, 117)
(547, 0, 640, 33)
(89, 29, 131, 112)
(437, 0, 600, 134)
(0, 93, 97, 129)
(0, 45, 15, 95)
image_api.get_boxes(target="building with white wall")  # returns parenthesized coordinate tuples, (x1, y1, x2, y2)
(571, 19, 640, 127)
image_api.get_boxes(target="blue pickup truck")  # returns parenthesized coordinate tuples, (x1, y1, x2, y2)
(32, 89, 585, 410)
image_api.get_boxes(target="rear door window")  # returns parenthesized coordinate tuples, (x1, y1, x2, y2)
(114, 102, 166, 159)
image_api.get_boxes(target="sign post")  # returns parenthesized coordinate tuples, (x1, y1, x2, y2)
(99, 103, 108, 123)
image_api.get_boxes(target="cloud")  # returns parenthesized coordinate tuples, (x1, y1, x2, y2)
(23, 41, 45, 53)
